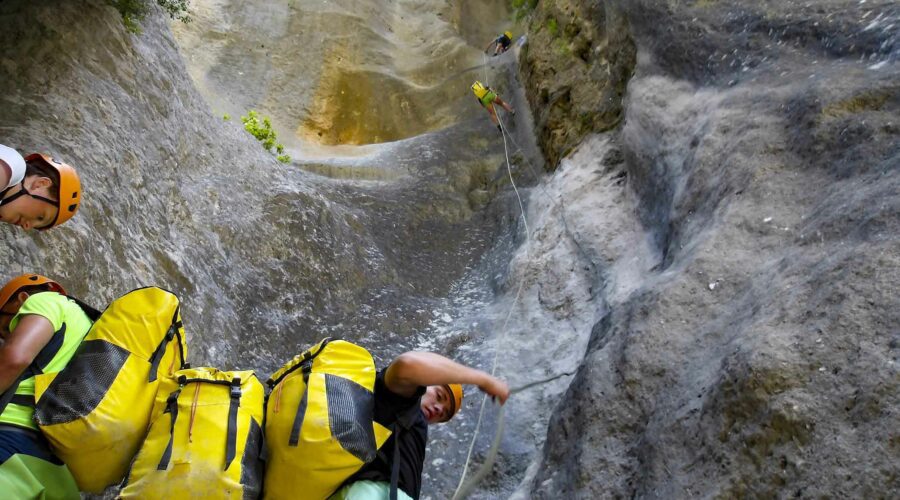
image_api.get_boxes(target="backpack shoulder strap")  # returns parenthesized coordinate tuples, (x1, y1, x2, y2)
(389, 403, 421, 500)
(68, 296, 103, 322)
(0, 320, 69, 415)
(390, 428, 401, 500)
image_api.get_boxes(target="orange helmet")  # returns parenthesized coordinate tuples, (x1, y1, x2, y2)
(23, 153, 82, 230)
(0, 274, 66, 308)
(443, 383, 464, 420)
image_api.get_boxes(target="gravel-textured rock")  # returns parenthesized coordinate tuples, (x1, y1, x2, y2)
(515, 0, 900, 497)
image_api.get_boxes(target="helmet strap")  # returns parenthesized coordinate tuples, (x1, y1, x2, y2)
(0, 181, 57, 208)
(0, 183, 27, 207)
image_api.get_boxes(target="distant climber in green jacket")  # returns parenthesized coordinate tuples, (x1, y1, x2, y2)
(0, 147, 82, 231)
(0, 274, 95, 499)
(471, 81, 516, 132)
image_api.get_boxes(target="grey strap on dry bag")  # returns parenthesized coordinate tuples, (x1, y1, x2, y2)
(224, 378, 241, 470)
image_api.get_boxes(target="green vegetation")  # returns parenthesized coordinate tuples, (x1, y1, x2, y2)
(241, 111, 291, 164)
(547, 17, 559, 37)
(510, 0, 539, 21)
(222, 114, 231, 121)
(553, 37, 571, 56)
(110, 0, 191, 33)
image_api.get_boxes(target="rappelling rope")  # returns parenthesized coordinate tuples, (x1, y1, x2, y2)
(499, 113, 531, 239)
(451, 368, 576, 498)
(451, 110, 529, 500)
(452, 404, 506, 500)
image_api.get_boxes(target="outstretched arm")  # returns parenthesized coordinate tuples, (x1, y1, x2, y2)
(384, 351, 509, 404)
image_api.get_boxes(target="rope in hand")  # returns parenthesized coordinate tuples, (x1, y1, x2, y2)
(454, 52, 578, 497)
(451, 112, 529, 500)
(451, 368, 576, 500)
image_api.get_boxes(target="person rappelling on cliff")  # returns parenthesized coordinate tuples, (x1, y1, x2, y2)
(472, 81, 516, 133)
(332, 351, 509, 500)
(484, 31, 513, 56)
(0, 274, 96, 498)
(0, 145, 81, 231)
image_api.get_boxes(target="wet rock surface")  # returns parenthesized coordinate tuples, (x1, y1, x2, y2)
(172, 0, 515, 148)
(515, 0, 900, 497)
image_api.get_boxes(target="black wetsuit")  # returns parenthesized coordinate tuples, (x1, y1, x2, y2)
(346, 370, 428, 499)
(496, 34, 511, 51)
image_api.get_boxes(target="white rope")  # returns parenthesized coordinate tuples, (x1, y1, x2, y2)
(451, 112, 528, 500)
(451, 282, 523, 500)
(452, 405, 506, 500)
(452, 366, 578, 500)
(499, 114, 530, 240)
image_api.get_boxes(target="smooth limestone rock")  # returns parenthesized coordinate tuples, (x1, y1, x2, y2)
(172, 0, 514, 148)
(513, 0, 900, 497)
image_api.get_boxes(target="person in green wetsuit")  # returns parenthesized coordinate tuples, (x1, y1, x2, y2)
(471, 81, 516, 132)
(0, 274, 96, 499)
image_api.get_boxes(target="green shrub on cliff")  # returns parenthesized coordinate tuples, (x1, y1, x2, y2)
(110, 0, 190, 33)
(547, 17, 559, 36)
(241, 111, 291, 164)
(511, 0, 539, 21)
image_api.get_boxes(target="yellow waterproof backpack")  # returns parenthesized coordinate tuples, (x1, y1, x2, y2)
(32, 286, 188, 493)
(471, 80, 490, 99)
(119, 368, 265, 499)
(263, 338, 392, 500)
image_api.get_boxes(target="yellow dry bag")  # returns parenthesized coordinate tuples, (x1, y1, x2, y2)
(32, 286, 188, 493)
(119, 368, 265, 499)
(263, 338, 392, 500)
(471, 80, 490, 99)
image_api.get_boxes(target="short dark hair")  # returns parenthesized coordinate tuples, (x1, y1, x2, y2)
(1, 283, 55, 309)
(24, 159, 60, 199)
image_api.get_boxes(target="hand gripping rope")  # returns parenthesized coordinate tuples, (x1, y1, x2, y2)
(453, 58, 584, 496)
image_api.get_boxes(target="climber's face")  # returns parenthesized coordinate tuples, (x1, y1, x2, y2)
(0, 176, 58, 230)
(420, 385, 455, 424)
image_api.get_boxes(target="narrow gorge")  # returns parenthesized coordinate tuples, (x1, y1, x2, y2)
(1, 0, 897, 498)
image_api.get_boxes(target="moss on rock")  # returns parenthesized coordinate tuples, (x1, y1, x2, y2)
(519, 0, 636, 169)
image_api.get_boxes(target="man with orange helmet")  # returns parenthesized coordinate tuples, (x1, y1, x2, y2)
(0, 274, 96, 498)
(0, 151, 82, 231)
(333, 351, 509, 500)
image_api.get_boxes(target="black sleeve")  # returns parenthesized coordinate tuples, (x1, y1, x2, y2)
(372, 368, 425, 427)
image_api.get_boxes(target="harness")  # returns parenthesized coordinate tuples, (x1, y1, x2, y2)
(387, 405, 420, 500)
